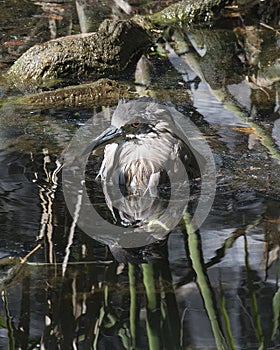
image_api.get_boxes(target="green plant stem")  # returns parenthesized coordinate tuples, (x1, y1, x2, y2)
(142, 264, 161, 350)
(220, 285, 237, 350)
(128, 263, 138, 349)
(183, 211, 227, 350)
(244, 234, 264, 350)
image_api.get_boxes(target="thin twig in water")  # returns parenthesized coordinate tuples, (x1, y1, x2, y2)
(180, 306, 188, 347)
(62, 188, 83, 276)
(260, 22, 280, 34)
(20, 242, 43, 264)
(26, 260, 114, 266)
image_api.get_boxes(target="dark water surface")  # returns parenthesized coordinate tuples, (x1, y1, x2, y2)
(0, 1, 280, 349)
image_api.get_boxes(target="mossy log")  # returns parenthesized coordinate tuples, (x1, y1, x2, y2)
(14, 79, 194, 109)
(6, 19, 152, 91)
(17, 78, 136, 108)
(147, 0, 233, 26)
(6, 0, 235, 91)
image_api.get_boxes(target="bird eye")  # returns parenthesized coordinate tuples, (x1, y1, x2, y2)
(131, 122, 140, 128)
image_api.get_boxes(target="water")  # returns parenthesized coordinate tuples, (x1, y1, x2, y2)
(0, 0, 280, 349)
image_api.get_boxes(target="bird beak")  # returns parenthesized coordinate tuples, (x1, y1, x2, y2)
(82, 125, 123, 157)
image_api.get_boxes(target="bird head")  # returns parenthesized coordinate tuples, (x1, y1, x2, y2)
(83, 99, 177, 157)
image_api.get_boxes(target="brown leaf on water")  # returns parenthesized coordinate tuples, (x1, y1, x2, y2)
(45, 13, 63, 20)
(3, 40, 24, 47)
(265, 217, 280, 224)
(233, 127, 260, 137)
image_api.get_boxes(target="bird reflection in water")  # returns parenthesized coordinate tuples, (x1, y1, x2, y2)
(84, 98, 201, 262)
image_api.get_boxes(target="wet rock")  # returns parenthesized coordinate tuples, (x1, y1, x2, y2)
(6, 19, 152, 91)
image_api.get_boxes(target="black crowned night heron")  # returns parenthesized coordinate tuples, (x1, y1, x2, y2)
(84, 99, 201, 236)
